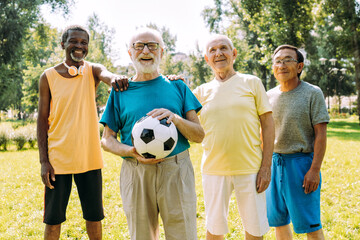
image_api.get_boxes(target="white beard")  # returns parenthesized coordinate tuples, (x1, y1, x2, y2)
(70, 52, 85, 62)
(132, 53, 160, 74)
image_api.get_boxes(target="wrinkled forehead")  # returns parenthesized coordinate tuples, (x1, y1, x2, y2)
(206, 36, 234, 50)
(273, 48, 297, 59)
(129, 30, 164, 48)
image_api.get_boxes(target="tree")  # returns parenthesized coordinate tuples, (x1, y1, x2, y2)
(85, 14, 119, 108)
(0, 0, 71, 111)
(186, 43, 213, 88)
(320, 0, 360, 122)
(22, 22, 61, 113)
(202, 0, 315, 89)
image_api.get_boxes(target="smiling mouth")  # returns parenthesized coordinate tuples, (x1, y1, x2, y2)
(72, 49, 85, 55)
(215, 59, 226, 62)
(140, 58, 154, 63)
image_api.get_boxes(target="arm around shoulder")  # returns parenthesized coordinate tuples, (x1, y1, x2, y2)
(92, 63, 128, 91)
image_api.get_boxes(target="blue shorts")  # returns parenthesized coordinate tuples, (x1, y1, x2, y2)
(266, 152, 322, 234)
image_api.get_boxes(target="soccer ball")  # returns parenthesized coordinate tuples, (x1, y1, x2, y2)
(131, 116, 178, 159)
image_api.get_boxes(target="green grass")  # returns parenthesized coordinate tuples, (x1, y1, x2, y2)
(0, 117, 359, 239)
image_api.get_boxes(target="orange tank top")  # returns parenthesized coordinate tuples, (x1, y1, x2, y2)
(45, 62, 103, 174)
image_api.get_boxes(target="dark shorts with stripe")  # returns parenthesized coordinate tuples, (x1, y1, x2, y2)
(43, 169, 104, 225)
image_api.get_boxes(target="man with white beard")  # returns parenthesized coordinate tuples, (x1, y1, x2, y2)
(100, 28, 204, 240)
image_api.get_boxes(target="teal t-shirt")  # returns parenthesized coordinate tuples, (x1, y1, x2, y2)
(100, 75, 202, 157)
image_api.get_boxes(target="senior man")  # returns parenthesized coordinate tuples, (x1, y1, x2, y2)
(100, 28, 204, 240)
(192, 35, 275, 240)
(266, 45, 329, 240)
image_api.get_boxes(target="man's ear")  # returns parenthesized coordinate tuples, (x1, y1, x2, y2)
(204, 54, 209, 63)
(61, 42, 65, 50)
(298, 62, 304, 73)
(128, 49, 132, 57)
(233, 48, 237, 58)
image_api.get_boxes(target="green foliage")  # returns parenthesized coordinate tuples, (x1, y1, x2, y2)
(11, 131, 27, 150)
(0, 130, 10, 150)
(0, 121, 36, 150)
(202, 0, 315, 89)
(187, 44, 213, 88)
(0, 0, 71, 111)
(84, 14, 119, 107)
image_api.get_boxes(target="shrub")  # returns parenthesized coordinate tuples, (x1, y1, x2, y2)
(11, 130, 27, 150)
(99, 123, 104, 137)
(24, 125, 37, 148)
(0, 131, 9, 150)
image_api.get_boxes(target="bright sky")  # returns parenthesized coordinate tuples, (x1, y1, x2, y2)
(41, 0, 215, 66)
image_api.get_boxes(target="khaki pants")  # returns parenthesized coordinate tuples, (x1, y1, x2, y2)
(120, 150, 197, 240)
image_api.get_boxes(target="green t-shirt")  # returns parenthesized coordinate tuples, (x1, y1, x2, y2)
(100, 75, 202, 157)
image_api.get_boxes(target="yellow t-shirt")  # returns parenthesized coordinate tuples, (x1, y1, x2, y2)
(193, 73, 272, 175)
(45, 62, 103, 174)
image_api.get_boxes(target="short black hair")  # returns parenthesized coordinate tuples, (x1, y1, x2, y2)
(61, 25, 89, 43)
(273, 44, 304, 77)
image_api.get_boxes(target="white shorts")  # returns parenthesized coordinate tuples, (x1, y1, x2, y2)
(202, 174, 269, 237)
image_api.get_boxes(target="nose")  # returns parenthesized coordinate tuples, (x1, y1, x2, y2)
(215, 48, 222, 56)
(142, 45, 150, 54)
(75, 42, 83, 48)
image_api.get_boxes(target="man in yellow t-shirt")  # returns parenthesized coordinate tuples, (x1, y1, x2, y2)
(193, 35, 275, 240)
(37, 25, 125, 240)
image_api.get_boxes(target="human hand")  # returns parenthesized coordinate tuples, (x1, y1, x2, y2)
(147, 108, 179, 125)
(303, 169, 320, 194)
(41, 162, 55, 189)
(129, 146, 164, 164)
(256, 166, 271, 193)
(111, 75, 129, 92)
(166, 74, 185, 82)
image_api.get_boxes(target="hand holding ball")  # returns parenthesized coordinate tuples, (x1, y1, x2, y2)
(131, 116, 178, 159)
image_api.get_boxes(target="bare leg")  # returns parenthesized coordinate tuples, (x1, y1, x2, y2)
(275, 224, 293, 240)
(86, 220, 102, 240)
(206, 230, 224, 240)
(245, 231, 263, 240)
(44, 224, 61, 240)
(307, 229, 325, 240)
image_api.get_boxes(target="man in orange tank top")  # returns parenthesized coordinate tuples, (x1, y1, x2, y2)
(37, 25, 126, 240)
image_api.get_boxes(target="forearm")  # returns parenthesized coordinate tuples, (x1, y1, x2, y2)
(99, 70, 115, 86)
(261, 130, 274, 168)
(260, 112, 275, 168)
(101, 134, 133, 157)
(310, 124, 327, 172)
(37, 118, 49, 164)
(173, 114, 204, 143)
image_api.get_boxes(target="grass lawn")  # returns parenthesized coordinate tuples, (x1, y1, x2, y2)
(0, 117, 359, 239)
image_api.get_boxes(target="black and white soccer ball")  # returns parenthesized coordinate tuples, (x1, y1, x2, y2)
(131, 116, 178, 159)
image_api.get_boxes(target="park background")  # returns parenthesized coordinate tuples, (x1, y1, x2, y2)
(1, 0, 360, 239)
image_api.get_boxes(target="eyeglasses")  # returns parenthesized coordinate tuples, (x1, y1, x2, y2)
(133, 42, 160, 51)
(273, 58, 298, 65)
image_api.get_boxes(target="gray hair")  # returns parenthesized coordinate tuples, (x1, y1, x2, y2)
(128, 28, 165, 50)
(205, 34, 235, 52)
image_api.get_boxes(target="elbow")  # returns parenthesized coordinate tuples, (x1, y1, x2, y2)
(193, 128, 205, 143)
(100, 138, 111, 152)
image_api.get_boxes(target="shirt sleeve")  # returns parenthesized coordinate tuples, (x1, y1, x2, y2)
(99, 89, 121, 133)
(310, 88, 330, 125)
(182, 82, 202, 115)
(253, 77, 272, 115)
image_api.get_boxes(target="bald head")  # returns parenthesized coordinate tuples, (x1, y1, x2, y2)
(205, 34, 234, 53)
